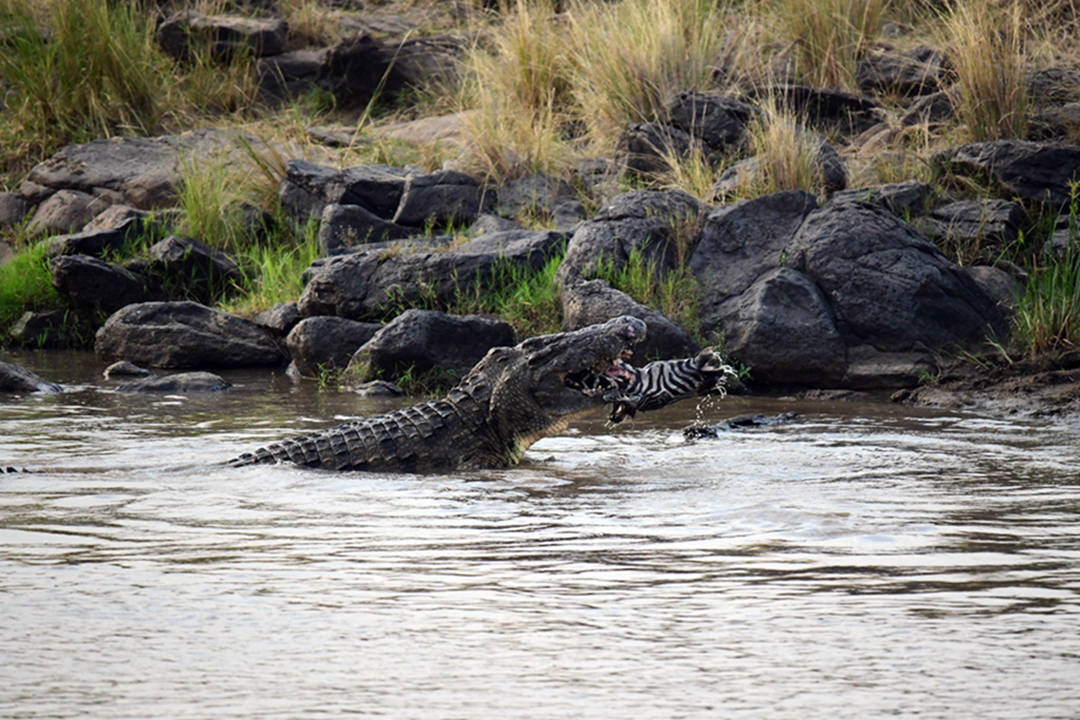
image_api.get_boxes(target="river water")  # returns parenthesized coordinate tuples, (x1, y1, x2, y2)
(1, 351, 1079, 719)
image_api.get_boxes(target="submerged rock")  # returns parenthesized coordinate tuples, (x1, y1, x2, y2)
(0, 360, 62, 393)
(115, 371, 231, 393)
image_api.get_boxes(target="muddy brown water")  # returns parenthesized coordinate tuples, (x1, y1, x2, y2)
(2, 350, 1079, 719)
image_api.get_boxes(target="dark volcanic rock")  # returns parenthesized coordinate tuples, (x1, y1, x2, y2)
(667, 91, 756, 151)
(561, 279, 699, 361)
(320, 32, 392, 106)
(856, 46, 947, 97)
(392, 170, 485, 227)
(27, 189, 108, 238)
(116, 371, 231, 393)
(278, 160, 410, 226)
(744, 84, 883, 135)
(299, 229, 566, 321)
(254, 302, 300, 334)
(916, 199, 1025, 262)
(319, 204, 414, 252)
(8, 310, 93, 349)
(348, 309, 515, 381)
(0, 192, 27, 230)
(714, 267, 846, 387)
(0, 360, 62, 393)
(690, 190, 819, 316)
(556, 189, 706, 287)
(935, 140, 1080, 206)
(786, 202, 1007, 353)
(615, 122, 696, 175)
(157, 11, 287, 61)
(496, 173, 578, 220)
(95, 301, 287, 368)
(828, 181, 931, 218)
(258, 48, 329, 98)
(899, 90, 954, 127)
(286, 316, 382, 377)
(145, 235, 243, 302)
(51, 254, 155, 313)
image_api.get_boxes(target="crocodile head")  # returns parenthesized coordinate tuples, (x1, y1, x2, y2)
(468, 315, 647, 464)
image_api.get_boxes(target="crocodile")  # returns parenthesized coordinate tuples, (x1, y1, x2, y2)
(228, 316, 734, 472)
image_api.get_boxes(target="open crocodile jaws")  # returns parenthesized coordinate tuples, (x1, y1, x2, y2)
(228, 315, 648, 472)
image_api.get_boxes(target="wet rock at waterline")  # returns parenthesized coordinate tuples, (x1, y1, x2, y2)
(115, 371, 231, 393)
(95, 301, 288, 369)
(0, 360, 62, 393)
(286, 316, 382, 378)
(347, 309, 515, 382)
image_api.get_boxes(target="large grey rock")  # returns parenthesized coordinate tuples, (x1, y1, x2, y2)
(116, 371, 231, 393)
(319, 203, 414, 252)
(786, 202, 1006, 353)
(935, 140, 1080, 206)
(254, 302, 300, 334)
(392, 170, 485, 227)
(828, 181, 931, 219)
(0, 192, 27, 230)
(916, 199, 1025, 263)
(157, 11, 288, 60)
(712, 267, 846, 387)
(667, 91, 756, 152)
(561, 279, 699, 361)
(348, 309, 514, 381)
(51, 254, 155, 313)
(615, 122, 696, 175)
(690, 197, 1005, 388)
(26, 130, 243, 209)
(556, 189, 705, 287)
(286, 316, 382, 377)
(0, 360, 62, 393)
(47, 207, 160, 257)
(320, 32, 393, 107)
(496, 173, 578, 219)
(145, 235, 243, 302)
(278, 160, 410, 226)
(258, 47, 329, 98)
(95, 301, 287, 368)
(299, 229, 566, 321)
(26, 189, 108, 238)
(690, 190, 819, 318)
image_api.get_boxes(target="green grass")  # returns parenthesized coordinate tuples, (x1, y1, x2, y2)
(593, 245, 702, 344)
(0, 241, 67, 334)
(222, 228, 322, 317)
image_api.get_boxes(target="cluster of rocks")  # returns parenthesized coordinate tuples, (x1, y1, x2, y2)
(155, 8, 463, 110)
(6, 126, 1080, 394)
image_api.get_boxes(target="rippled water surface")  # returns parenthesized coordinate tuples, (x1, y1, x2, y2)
(2, 351, 1079, 719)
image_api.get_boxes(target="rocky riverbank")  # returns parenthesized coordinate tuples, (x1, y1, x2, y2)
(3, 1, 1080, 417)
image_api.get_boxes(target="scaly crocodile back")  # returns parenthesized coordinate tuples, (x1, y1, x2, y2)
(227, 386, 493, 471)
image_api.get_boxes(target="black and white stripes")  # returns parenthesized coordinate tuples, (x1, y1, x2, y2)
(608, 348, 737, 422)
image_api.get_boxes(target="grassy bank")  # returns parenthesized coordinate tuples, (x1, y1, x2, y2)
(3, 0, 1080, 367)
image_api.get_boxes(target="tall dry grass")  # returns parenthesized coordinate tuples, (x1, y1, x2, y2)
(765, 0, 890, 89)
(938, 0, 1030, 141)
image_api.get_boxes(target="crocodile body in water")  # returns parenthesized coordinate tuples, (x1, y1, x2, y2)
(228, 316, 735, 472)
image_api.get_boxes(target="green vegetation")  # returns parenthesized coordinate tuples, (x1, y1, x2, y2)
(0, 241, 66, 332)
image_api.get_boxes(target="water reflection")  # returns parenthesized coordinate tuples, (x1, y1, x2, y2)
(1, 353, 1079, 718)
